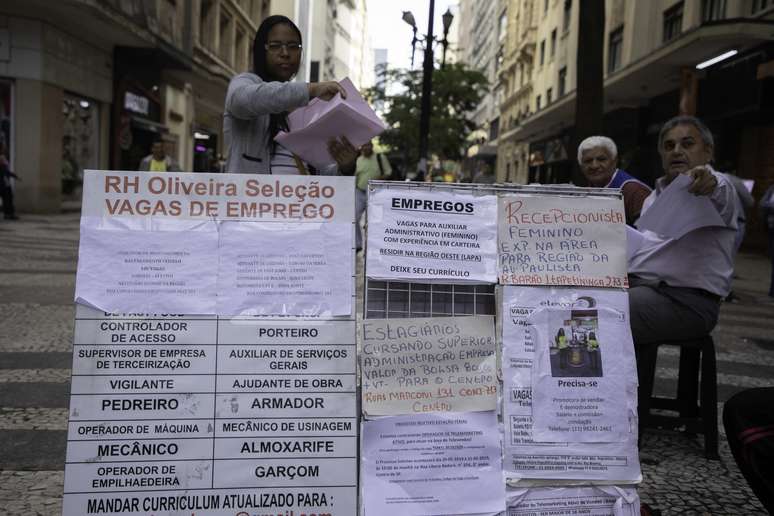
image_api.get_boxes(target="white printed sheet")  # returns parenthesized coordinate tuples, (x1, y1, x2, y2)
(74, 171, 354, 316)
(366, 187, 498, 283)
(530, 308, 633, 443)
(75, 220, 219, 314)
(361, 411, 506, 516)
(360, 316, 497, 416)
(217, 221, 352, 316)
(498, 194, 628, 288)
(501, 286, 641, 482)
(506, 485, 640, 516)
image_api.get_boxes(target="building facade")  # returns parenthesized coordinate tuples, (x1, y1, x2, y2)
(458, 0, 506, 174)
(496, 0, 774, 226)
(1, 0, 268, 213)
(272, 0, 373, 89)
(1, 0, 372, 213)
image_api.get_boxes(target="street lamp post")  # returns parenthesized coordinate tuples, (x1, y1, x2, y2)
(402, 2, 454, 179)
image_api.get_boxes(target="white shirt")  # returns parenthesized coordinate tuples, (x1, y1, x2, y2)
(269, 143, 338, 175)
(270, 144, 303, 175)
(628, 169, 738, 297)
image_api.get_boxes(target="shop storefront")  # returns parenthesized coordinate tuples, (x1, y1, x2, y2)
(114, 87, 168, 170)
(193, 128, 219, 172)
(62, 93, 100, 198)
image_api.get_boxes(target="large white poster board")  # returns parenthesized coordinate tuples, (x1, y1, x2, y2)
(366, 186, 498, 283)
(63, 307, 358, 516)
(75, 171, 354, 316)
(64, 172, 358, 516)
(498, 194, 627, 287)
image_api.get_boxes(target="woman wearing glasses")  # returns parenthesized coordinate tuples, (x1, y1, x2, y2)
(224, 15, 358, 175)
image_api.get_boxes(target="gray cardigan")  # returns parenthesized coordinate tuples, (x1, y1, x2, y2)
(224, 73, 310, 174)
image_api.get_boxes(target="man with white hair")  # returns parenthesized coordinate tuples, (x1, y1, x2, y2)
(628, 115, 739, 428)
(577, 135, 651, 224)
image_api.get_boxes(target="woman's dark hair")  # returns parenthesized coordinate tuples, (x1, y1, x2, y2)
(252, 15, 303, 146)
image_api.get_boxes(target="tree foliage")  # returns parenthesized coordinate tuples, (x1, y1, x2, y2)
(366, 62, 488, 163)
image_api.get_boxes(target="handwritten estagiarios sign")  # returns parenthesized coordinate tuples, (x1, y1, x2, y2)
(497, 194, 628, 288)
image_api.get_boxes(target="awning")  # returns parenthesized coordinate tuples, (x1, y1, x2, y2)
(130, 116, 168, 134)
(467, 144, 498, 158)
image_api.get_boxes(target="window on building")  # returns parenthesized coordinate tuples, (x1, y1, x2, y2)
(752, 0, 769, 12)
(200, 0, 215, 52)
(536, 94, 542, 110)
(499, 12, 507, 42)
(563, 0, 572, 31)
(550, 29, 557, 58)
(558, 67, 567, 96)
(701, 0, 726, 21)
(218, 11, 235, 66)
(608, 26, 623, 73)
(540, 40, 545, 65)
(490, 117, 500, 141)
(63, 94, 100, 197)
(546, 88, 553, 104)
(544, 0, 549, 14)
(663, 2, 684, 43)
(235, 27, 247, 72)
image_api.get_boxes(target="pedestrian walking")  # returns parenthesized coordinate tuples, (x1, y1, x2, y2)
(138, 139, 181, 172)
(0, 140, 19, 220)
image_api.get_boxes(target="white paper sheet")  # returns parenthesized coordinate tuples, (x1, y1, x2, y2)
(75, 222, 219, 314)
(361, 316, 497, 416)
(498, 194, 628, 288)
(74, 171, 355, 316)
(529, 308, 633, 443)
(275, 77, 386, 168)
(501, 286, 641, 482)
(217, 221, 352, 316)
(635, 174, 726, 239)
(361, 411, 505, 516)
(366, 187, 499, 283)
(506, 485, 640, 516)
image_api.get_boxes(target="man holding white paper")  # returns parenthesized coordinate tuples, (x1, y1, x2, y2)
(629, 116, 738, 421)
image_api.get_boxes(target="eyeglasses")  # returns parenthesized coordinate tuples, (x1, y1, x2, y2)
(265, 42, 302, 53)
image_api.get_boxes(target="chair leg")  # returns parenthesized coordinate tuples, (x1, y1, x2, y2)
(677, 346, 700, 419)
(700, 337, 719, 460)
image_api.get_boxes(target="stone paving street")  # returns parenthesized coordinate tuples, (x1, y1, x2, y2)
(1, 212, 773, 515)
